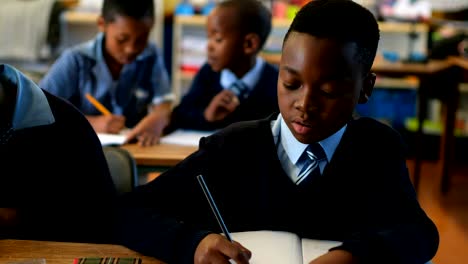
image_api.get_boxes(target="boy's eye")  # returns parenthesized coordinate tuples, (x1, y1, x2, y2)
(116, 37, 128, 44)
(320, 88, 339, 98)
(207, 31, 222, 42)
(320, 81, 350, 98)
(282, 82, 300, 90)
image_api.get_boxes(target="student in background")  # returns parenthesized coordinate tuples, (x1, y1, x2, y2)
(164, 0, 279, 133)
(0, 64, 117, 243)
(116, 1, 438, 263)
(39, 0, 172, 146)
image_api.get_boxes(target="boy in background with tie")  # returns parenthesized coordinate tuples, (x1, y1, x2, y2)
(117, 1, 438, 263)
(40, 0, 172, 146)
(164, 0, 279, 133)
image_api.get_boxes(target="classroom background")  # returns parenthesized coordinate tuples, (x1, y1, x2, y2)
(1, 0, 468, 264)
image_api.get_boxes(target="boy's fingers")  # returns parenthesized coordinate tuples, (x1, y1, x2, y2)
(231, 96, 240, 105)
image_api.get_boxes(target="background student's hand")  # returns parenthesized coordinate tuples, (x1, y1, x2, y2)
(309, 249, 358, 264)
(125, 102, 171, 147)
(194, 233, 252, 264)
(204, 90, 240, 122)
(87, 114, 126, 134)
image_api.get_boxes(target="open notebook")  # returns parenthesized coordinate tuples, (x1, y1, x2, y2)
(230, 230, 341, 264)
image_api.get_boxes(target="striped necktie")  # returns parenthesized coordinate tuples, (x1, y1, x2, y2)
(229, 80, 249, 101)
(0, 123, 14, 145)
(296, 143, 326, 185)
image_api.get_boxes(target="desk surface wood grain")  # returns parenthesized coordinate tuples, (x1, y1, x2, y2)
(0, 239, 165, 264)
(120, 143, 198, 167)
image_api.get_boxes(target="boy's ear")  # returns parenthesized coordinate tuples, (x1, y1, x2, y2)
(243, 33, 261, 55)
(358, 72, 376, 104)
(97, 16, 106, 32)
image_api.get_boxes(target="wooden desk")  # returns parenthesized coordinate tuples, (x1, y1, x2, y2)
(120, 143, 198, 167)
(372, 59, 458, 194)
(0, 239, 164, 264)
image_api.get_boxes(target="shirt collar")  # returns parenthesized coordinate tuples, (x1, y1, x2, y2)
(220, 57, 265, 89)
(1, 64, 55, 130)
(272, 113, 347, 164)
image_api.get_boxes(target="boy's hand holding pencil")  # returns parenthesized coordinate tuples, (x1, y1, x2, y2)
(85, 93, 126, 134)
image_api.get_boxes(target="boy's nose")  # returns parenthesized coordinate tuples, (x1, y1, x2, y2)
(297, 86, 318, 111)
(125, 45, 138, 55)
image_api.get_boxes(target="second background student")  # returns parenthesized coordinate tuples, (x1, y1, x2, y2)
(39, 0, 173, 146)
(164, 0, 279, 133)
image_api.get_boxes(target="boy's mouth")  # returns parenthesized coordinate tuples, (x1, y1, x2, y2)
(292, 121, 312, 135)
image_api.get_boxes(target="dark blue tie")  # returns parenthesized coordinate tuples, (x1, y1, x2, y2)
(296, 143, 326, 185)
(0, 123, 14, 145)
(229, 80, 249, 101)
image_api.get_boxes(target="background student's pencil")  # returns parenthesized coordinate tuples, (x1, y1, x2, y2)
(85, 93, 112, 116)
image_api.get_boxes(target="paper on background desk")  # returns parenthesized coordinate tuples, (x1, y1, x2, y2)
(97, 133, 127, 146)
(160, 129, 215, 146)
(97, 128, 131, 146)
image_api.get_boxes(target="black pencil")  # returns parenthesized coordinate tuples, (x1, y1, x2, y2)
(196, 174, 233, 242)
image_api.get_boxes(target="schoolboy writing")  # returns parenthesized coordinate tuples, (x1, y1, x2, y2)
(40, 0, 172, 146)
(117, 1, 438, 263)
(164, 0, 279, 133)
(0, 63, 116, 243)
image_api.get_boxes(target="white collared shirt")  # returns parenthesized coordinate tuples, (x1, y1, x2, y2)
(1, 63, 55, 130)
(220, 57, 266, 94)
(271, 113, 347, 182)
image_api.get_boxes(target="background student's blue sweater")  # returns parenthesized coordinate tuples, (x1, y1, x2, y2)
(165, 62, 279, 132)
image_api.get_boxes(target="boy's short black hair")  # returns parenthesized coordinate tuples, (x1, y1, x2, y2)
(101, 0, 154, 22)
(218, 0, 272, 50)
(284, 0, 380, 72)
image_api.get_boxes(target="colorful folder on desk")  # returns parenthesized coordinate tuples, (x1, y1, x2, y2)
(73, 257, 141, 264)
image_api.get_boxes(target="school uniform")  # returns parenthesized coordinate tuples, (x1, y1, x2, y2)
(117, 113, 438, 264)
(0, 64, 117, 243)
(39, 32, 173, 127)
(165, 57, 279, 132)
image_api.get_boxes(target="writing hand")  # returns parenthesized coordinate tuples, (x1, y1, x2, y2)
(87, 114, 126, 134)
(204, 90, 240, 122)
(309, 249, 358, 264)
(194, 234, 252, 264)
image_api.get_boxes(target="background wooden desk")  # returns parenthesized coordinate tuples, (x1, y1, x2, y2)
(120, 143, 197, 167)
(0, 239, 164, 264)
(372, 59, 458, 193)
